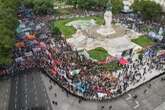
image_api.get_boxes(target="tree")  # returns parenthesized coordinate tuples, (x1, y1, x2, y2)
(66, 0, 78, 8)
(95, 0, 109, 10)
(132, 0, 162, 20)
(65, 0, 123, 12)
(111, 0, 123, 15)
(23, 0, 54, 15)
(0, 0, 20, 64)
(77, 0, 97, 10)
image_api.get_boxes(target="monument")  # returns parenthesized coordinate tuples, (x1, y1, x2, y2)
(97, 0, 115, 36)
(67, 0, 141, 56)
(122, 0, 132, 13)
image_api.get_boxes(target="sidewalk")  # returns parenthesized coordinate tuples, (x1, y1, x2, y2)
(41, 73, 97, 110)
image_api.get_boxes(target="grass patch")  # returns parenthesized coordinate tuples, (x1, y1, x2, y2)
(54, 16, 104, 38)
(88, 47, 109, 61)
(54, 19, 76, 38)
(132, 35, 155, 47)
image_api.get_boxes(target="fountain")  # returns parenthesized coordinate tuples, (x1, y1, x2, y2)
(97, 0, 115, 36)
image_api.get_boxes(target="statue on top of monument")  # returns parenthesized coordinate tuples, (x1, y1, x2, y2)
(106, 0, 112, 11)
(97, 0, 115, 36)
(104, 0, 112, 28)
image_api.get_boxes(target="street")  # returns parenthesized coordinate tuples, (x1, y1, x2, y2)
(8, 69, 52, 110)
(0, 70, 164, 110)
(0, 79, 11, 110)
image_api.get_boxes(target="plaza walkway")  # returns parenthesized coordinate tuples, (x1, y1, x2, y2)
(42, 72, 165, 110)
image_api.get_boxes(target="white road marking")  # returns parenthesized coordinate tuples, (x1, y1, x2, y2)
(134, 100, 140, 109)
(16, 85, 18, 90)
(16, 90, 18, 95)
(126, 94, 132, 100)
(6, 89, 9, 93)
(25, 99, 28, 104)
(25, 94, 28, 98)
(15, 104, 17, 109)
(16, 80, 18, 85)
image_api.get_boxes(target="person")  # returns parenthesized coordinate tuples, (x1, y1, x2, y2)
(55, 101, 58, 106)
(109, 105, 112, 110)
(133, 94, 137, 99)
(52, 100, 55, 104)
(101, 106, 104, 110)
(54, 93, 57, 97)
(78, 99, 82, 104)
(49, 85, 52, 90)
(144, 89, 147, 94)
(148, 83, 151, 88)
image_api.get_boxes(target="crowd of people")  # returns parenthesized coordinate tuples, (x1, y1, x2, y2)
(0, 5, 165, 101)
(47, 37, 165, 100)
(113, 13, 165, 34)
(0, 5, 53, 76)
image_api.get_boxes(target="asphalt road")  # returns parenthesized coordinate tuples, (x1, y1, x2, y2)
(0, 79, 10, 110)
(8, 69, 52, 110)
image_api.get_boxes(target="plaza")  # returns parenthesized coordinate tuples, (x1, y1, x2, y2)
(0, 0, 165, 110)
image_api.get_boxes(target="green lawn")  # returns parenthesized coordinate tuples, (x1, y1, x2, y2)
(132, 35, 155, 47)
(53, 16, 104, 38)
(88, 47, 109, 61)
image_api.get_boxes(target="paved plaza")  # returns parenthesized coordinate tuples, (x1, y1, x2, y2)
(42, 71, 165, 110)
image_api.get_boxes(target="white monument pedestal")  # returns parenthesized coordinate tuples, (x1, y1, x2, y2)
(96, 10, 115, 36)
(97, 26, 115, 36)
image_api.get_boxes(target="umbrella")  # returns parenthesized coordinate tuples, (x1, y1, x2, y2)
(51, 68, 57, 76)
(119, 57, 128, 65)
